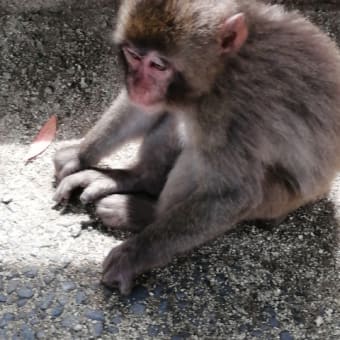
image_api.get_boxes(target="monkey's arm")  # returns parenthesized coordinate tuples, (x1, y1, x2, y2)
(54, 89, 161, 180)
(101, 188, 253, 294)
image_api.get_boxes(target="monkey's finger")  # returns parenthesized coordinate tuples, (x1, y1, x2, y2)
(57, 159, 81, 181)
(53, 172, 87, 202)
(80, 180, 118, 204)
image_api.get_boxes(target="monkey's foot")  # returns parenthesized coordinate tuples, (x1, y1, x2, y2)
(96, 194, 155, 232)
(53, 170, 118, 203)
(102, 240, 138, 295)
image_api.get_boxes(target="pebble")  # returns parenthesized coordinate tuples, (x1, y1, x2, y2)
(73, 324, 83, 332)
(108, 326, 119, 334)
(36, 330, 46, 339)
(17, 298, 29, 307)
(84, 309, 105, 321)
(23, 267, 38, 278)
(80, 77, 88, 89)
(7, 280, 19, 294)
(159, 299, 168, 314)
(92, 321, 104, 337)
(43, 274, 55, 285)
(70, 224, 82, 238)
(75, 290, 87, 304)
(51, 304, 64, 318)
(38, 293, 55, 310)
(20, 324, 35, 340)
(279, 330, 293, 340)
(61, 316, 80, 330)
(57, 295, 68, 306)
(17, 287, 34, 299)
(0, 294, 7, 303)
(130, 302, 146, 315)
(111, 315, 122, 325)
(61, 281, 76, 292)
(315, 316, 324, 327)
(148, 325, 160, 337)
(0, 313, 15, 328)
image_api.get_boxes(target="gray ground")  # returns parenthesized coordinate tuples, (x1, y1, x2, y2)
(0, 1, 339, 339)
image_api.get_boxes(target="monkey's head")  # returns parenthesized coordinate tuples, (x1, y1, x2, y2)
(114, 0, 248, 109)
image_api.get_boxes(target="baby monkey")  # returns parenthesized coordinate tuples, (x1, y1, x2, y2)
(54, 0, 340, 294)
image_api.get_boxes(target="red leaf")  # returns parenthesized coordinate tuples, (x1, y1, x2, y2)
(25, 115, 57, 164)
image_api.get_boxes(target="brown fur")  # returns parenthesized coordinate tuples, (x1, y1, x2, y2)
(54, 0, 340, 294)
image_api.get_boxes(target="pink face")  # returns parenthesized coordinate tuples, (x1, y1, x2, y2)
(122, 45, 174, 108)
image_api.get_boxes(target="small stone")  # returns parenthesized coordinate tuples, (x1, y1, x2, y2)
(17, 287, 34, 299)
(75, 290, 87, 304)
(43, 274, 55, 285)
(57, 295, 68, 306)
(6, 295, 17, 305)
(23, 267, 38, 278)
(0, 294, 7, 303)
(17, 299, 29, 307)
(315, 316, 324, 327)
(61, 316, 80, 329)
(80, 77, 88, 89)
(0, 313, 15, 328)
(7, 280, 19, 294)
(92, 322, 104, 337)
(108, 326, 119, 334)
(279, 331, 293, 340)
(148, 325, 160, 337)
(3, 72, 11, 80)
(70, 224, 82, 238)
(51, 305, 64, 318)
(159, 299, 168, 314)
(130, 302, 145, 315)
(38, 293, 55, 310)
(84, 309, 105, 321)
(36, 330, 46, 339)
(20, 324, 35, 340)
(269, 316, 279, 328)
(73, 324, 83, 332)
(44, 86, 54, 95)
(61, 281, 76, 292)
(111, 315, 122, 325)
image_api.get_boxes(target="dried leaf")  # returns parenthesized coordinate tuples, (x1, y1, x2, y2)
(25, 115, 57, 164)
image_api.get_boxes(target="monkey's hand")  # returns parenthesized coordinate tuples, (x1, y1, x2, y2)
(102, 239, 139, 295)
(53, 169, 119, 204)
(54, 145, 82, 181)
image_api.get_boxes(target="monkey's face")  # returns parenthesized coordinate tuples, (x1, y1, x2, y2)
(122, 44, 176, 109)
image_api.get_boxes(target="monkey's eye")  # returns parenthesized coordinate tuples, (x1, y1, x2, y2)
(150, 58, 167, 71)
(123, 47, 142, 61)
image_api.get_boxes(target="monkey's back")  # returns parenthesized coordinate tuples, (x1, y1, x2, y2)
(220, 3, 340, 205)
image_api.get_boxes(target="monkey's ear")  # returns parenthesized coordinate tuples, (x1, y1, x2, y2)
(219, 13, 248, 54)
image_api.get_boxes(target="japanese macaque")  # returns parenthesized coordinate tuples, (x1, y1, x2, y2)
(53, 0, 340, 294)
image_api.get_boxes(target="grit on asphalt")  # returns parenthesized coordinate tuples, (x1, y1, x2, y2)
(0, 2, 339, 339)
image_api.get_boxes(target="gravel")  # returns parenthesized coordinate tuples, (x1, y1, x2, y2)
(0, 1, 339, 339)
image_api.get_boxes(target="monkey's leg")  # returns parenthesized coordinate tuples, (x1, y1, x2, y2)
(101, 191, 253, 294)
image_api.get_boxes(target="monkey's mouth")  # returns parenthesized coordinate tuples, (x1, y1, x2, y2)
(128, 88, 164, 109)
